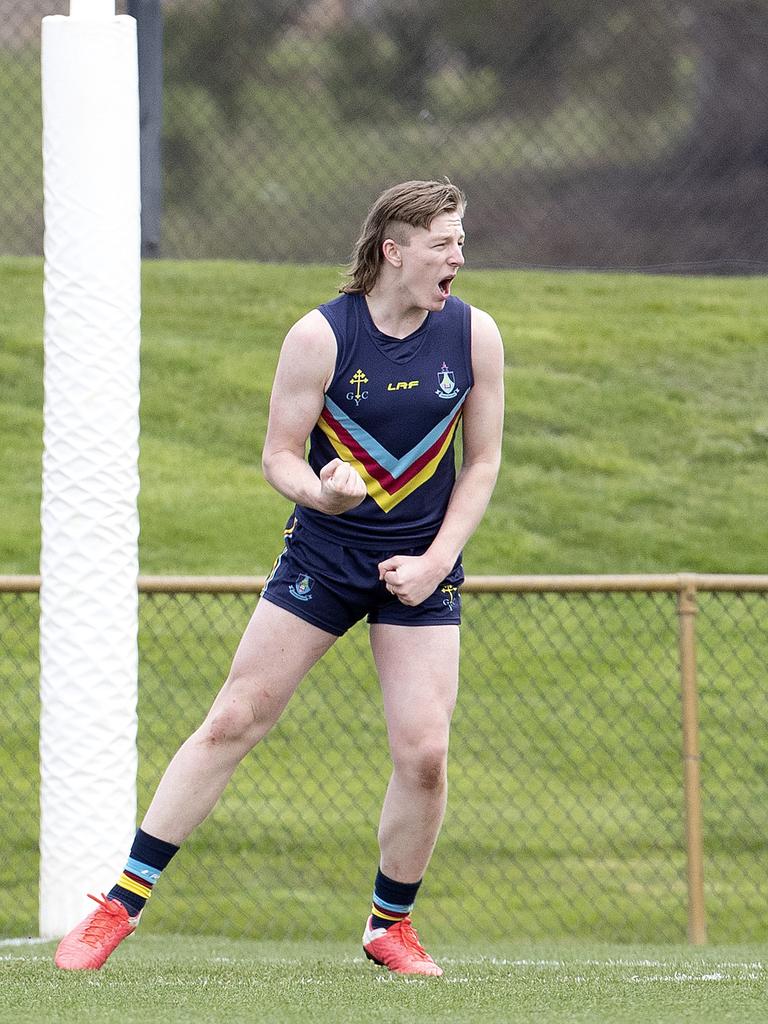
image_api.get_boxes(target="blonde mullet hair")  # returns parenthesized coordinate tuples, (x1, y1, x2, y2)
(342, 179, 466, 295)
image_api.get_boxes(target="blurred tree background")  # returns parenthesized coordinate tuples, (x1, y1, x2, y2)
(2, 0, 767, 270)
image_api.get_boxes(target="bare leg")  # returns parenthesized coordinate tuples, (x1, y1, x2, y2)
(370, 623, 460, 882)
(141, 601, 336, 845)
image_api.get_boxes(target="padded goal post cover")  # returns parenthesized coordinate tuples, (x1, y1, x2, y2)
(39, 3, 141, 938)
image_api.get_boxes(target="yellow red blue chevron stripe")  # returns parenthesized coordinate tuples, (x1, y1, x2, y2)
(317, 390, 469, 512)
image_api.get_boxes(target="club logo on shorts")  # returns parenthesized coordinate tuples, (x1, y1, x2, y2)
(289, 573, 314, 601)
(436, 362, 459, 399)
(441, 584, 460, 609)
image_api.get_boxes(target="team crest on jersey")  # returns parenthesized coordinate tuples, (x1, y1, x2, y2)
(289, 573, 314, 601)
(435, 362, 459, 399)
(346, 369, 369, 406)
(441, 584, 460, 609)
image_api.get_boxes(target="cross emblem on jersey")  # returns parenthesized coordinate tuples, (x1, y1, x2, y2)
(347, 369, 369, 406)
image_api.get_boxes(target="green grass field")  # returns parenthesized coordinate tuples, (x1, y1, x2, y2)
(3, 936, 768, 1024)
(2, 256, 767, 574)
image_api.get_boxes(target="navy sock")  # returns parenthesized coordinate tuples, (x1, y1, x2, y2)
(107, 828, 179, 917)
(370, 867, 422, 930)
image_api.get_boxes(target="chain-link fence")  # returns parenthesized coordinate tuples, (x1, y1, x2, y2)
(2, 1, 768, 270)
(1, 575, 767, 944)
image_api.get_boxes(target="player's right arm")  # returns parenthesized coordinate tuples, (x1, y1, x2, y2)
(261, 310, 366, 515)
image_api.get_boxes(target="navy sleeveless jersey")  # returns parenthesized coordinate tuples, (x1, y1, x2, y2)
(295, 291, 473, 547)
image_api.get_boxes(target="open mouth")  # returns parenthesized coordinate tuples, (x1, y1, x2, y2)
(438, 276, 454, 299)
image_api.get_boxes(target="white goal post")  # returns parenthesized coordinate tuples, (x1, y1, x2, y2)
(39, 0, 141, 938)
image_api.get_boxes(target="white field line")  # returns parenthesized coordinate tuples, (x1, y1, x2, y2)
(440, 955, 766, 983)
(2, 943, 765, 984)
(446, 956, 766, 968)
(0, 937, 49, 947)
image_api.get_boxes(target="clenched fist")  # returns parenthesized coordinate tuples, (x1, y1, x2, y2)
(378, 552, 448, 607)
(318, 458, 367, 515)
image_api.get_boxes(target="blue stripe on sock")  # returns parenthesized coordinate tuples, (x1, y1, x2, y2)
(125, 857, 162, 885)
(372, 893, 414, 913)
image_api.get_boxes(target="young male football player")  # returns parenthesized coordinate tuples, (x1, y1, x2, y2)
(55, 179, 505, 976)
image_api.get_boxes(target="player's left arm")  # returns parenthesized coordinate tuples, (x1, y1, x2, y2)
(378, 307, 505, 605)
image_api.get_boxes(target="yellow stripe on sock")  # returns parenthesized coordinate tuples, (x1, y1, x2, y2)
(118, 873, 153, 899)
(371, 903, 406, 922)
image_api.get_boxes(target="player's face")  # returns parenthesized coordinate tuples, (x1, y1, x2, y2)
(398, 211, 466, 312)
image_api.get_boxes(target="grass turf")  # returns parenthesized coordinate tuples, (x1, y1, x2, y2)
(1, 256, 767, 575)
(2, 935, 768, 1024)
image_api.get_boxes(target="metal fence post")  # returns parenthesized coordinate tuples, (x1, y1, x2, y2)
(677, 574, 707, 944)
(126, 0, 163, 257)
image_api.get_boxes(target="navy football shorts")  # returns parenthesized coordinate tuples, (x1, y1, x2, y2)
(260, 516, 464, 637)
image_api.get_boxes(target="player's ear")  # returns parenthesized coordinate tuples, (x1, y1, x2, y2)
(381, 238, 402, 268)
